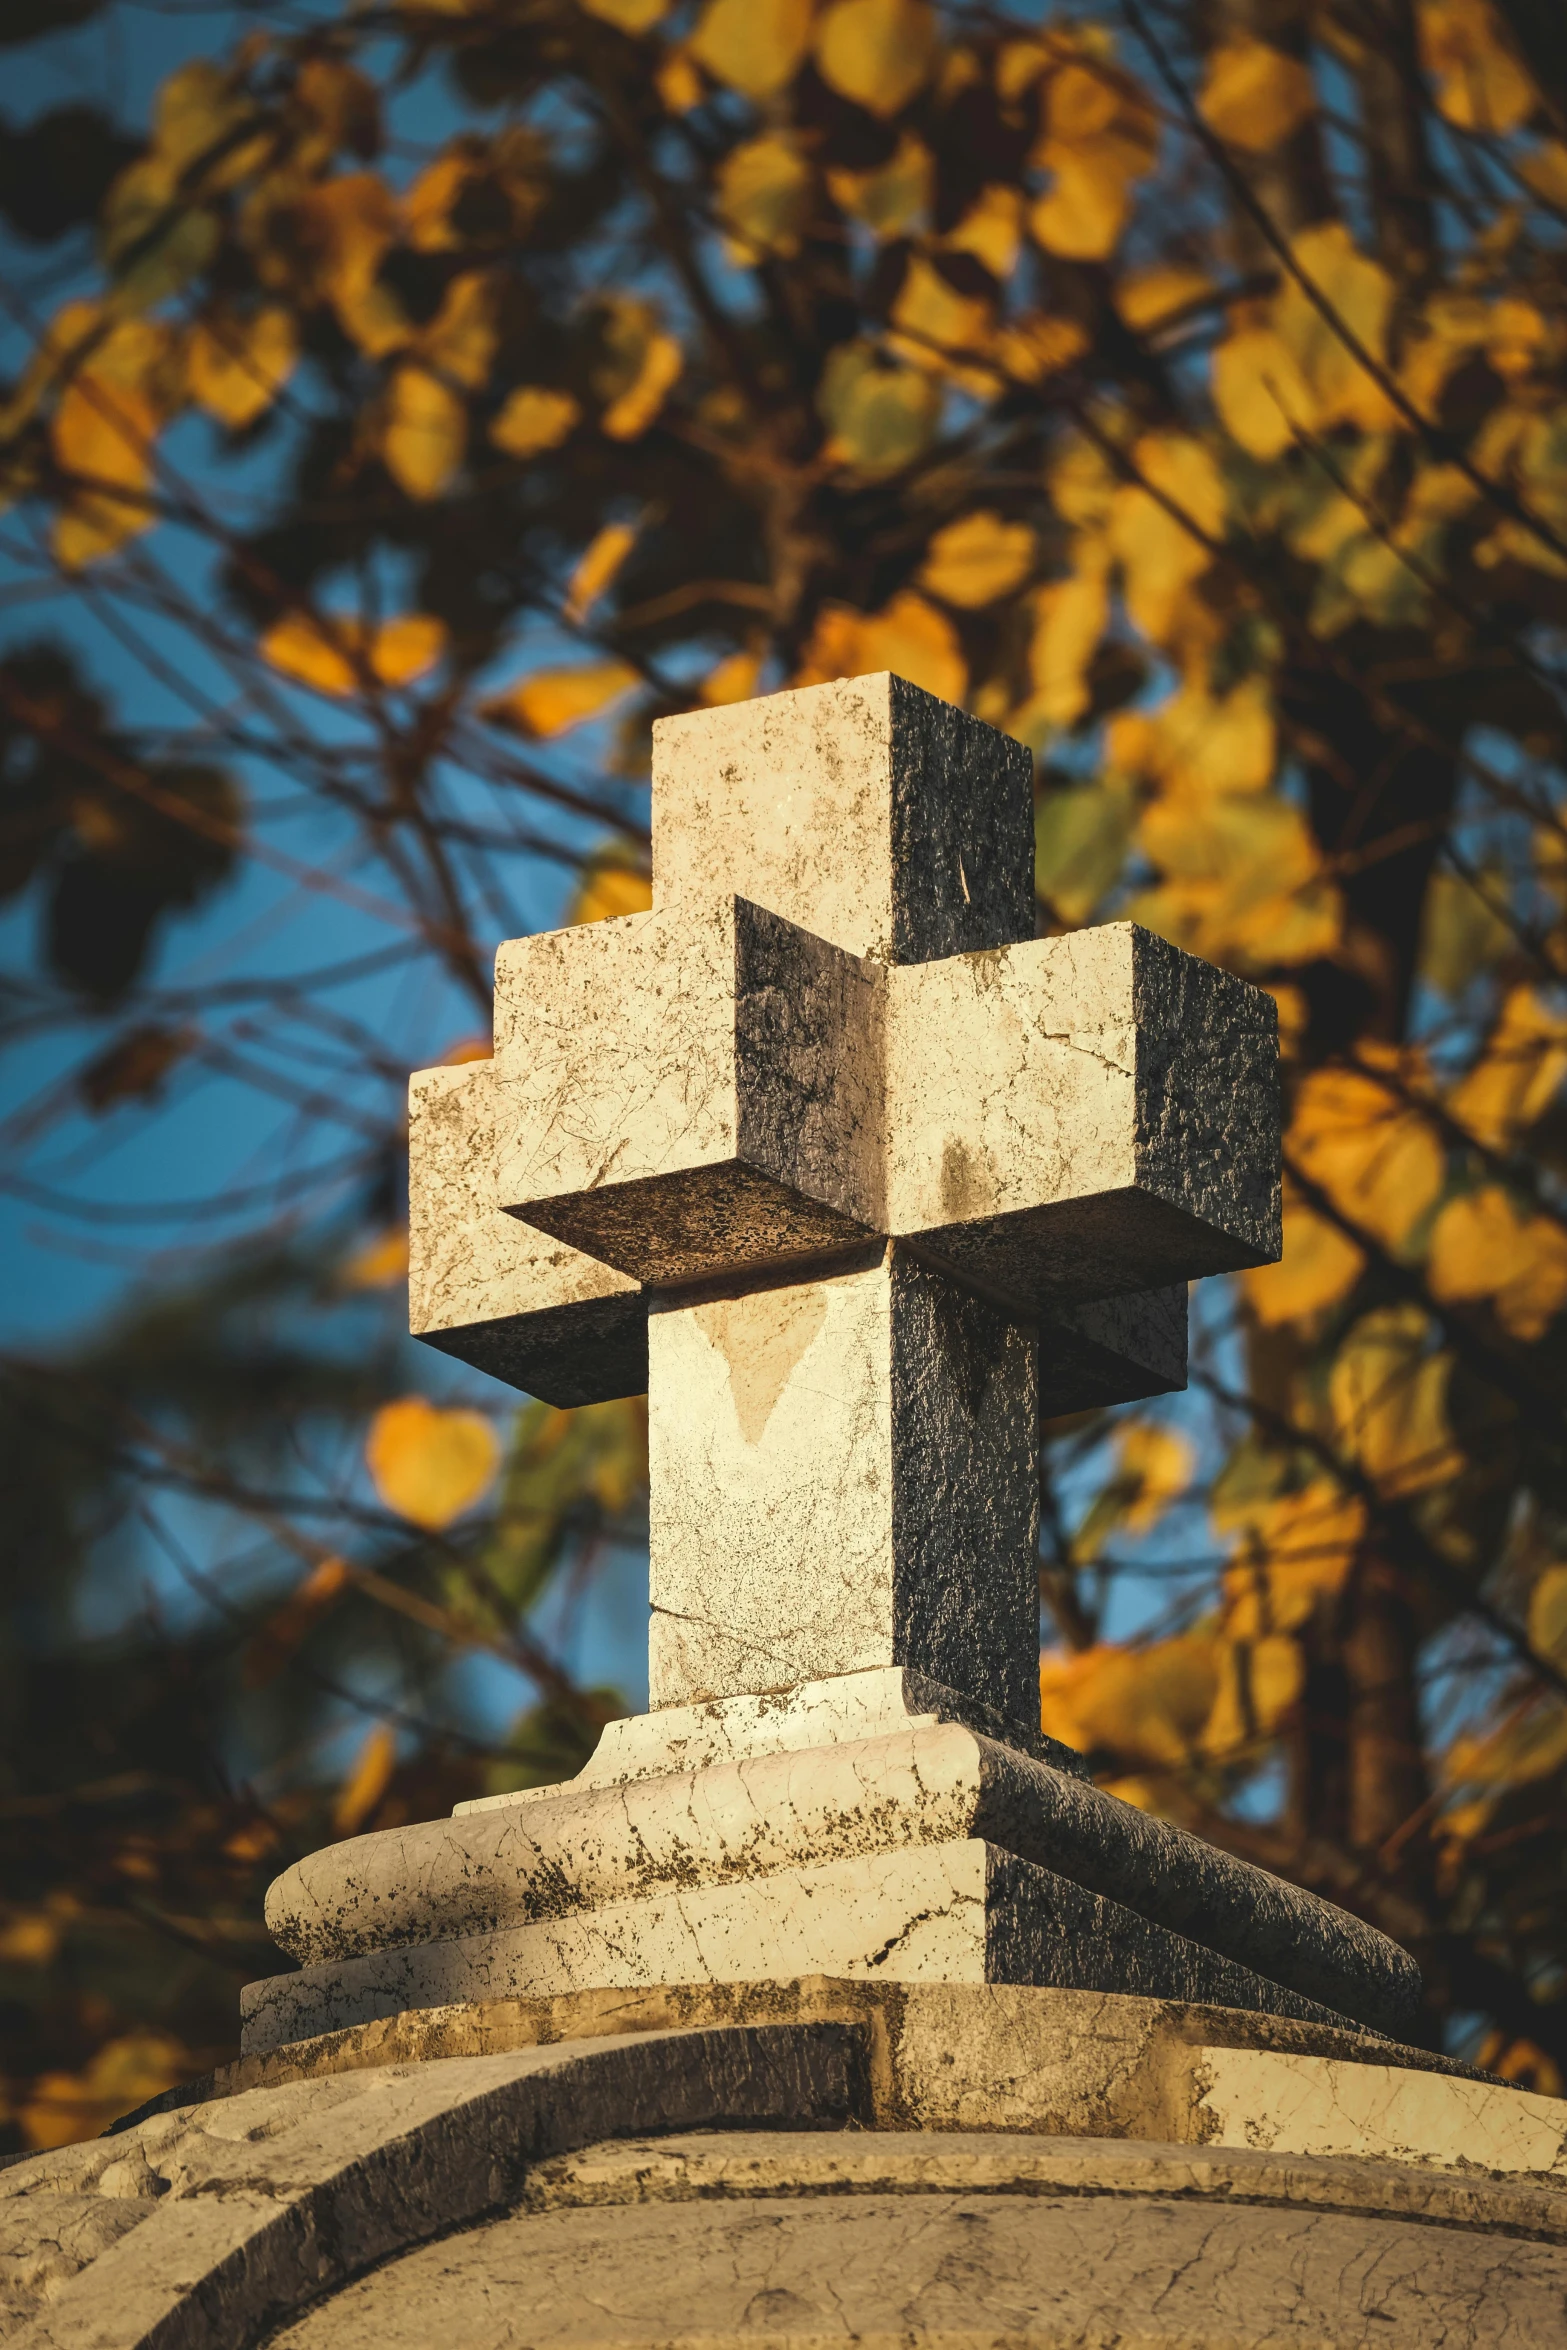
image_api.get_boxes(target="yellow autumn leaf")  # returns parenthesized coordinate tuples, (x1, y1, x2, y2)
(21, 2030, 193, 2154)
(815, 0, 937, 118)
(1418, 866, 1511, 999)
(994, 313, 1090, 383)
(918, 510, 1036, 607)
(1042, 55, 1125, 143)
(1202, 1633, 1302, 1758)
(701, 648, 763, 704)
(717, 132, 815, 260)
(1487, 297, 1550, 381)
(996, 37, 1050, 103)
(1222, 1484, 1364, 1637)
(1118, 1420, 1193, 1530)
(827, 133, 933, 236)
(1115, 266, 1213, 333)
(1133, 790, 1340, 971)
(1050, 433, 1118, 530)
(1243, 1194, 1364, 1326)
(1330, 1305, 1460, 1498)
(564, 519, 639, 623)
(384, 366, 467, 499)
(1276, 221, 1398, 434)
(1427, 1185, 1567, 1342)
(1418, 0, 1537, 134)
(333, 1722, 397, 1836)
(601, 327, 682, 440)
(579, 0, 668, 26)
(943, 186, 1023, 280)
(1445, 1698, 1567, 1796)
(571, 858, 654, 924)
(402, 151, 474, 253)
(441, 1034, 492, 1068)
(1528, 1564, 1567, 1664)
(656, 48, 706, 111)
(1521, 141, 1567, 207)
(1198, 39, 1316, 152)
(1119, 677, 1276, 801)
(854, 591, 966, 703)
(0, 1909, 61, 1967)
(261, 614, 358, 694)
(1107, 433, 1224, 644)
(420, 271, 498, 391)
(51, 318, 173, 568)
(1427, 1184, 1526, 1305)
(1212, 322, 1317, 459)
(818, 341, 940, 474)
(341, 1226, 411, 1289)
(486, 659, 641, 738)
(1449, 986, 1567, 1147)
(1039, 1632, 1220, 1770)
(186, 306, 297, 429)
(689, 0, 814, 98)
(1030, 151, 1135, 261)
(301, 173, 407, 358)
(491, 386, 580, 458)
(888, 253, 993, 386)
(260, 611, 447, 696)
(1026, 562, 1109, 729)
(1030, 59, 1157, 261)
(793, 606, 871, 687)
(1289, 1049, 1444, 1252)
(365, 1394, 500, 1530)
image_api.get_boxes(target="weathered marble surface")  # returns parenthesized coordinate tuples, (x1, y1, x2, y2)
(0, 2026, 861, 2350)
(1197, 2039, 1567, 2172)
(408, 1058, 643, 1407)
(262, 1717, 1416, 2038)
(268, 2141, 1567, 2350)
(452, 1668, 1079, 1802)
(9, 1989, 1562, 2350)
(244, 1832, 1405, 2056)
(1037, 1282, 1186, 1413)
(510, 2123, 1567, 2209)
(886, 922, 1280, 1303)
(647, 1250, 1040, 1719)
(493, 896, 883, 1287)
(490, 912, 1277, 1311)
(651, 673, 1035, 968)
(107, 1979, 1538, 2152)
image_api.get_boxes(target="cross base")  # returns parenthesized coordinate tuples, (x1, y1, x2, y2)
(246, 1667, 1420, 2057)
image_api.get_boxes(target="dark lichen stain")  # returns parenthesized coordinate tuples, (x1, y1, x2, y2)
(940, 1136, 986, 1222)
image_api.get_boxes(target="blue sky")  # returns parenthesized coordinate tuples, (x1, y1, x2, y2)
(0, 3, 658, 1726)
(0, 2, 1238, 1739)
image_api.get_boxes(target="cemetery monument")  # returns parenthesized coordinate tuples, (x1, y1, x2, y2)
(4, 678, 1564, 2347)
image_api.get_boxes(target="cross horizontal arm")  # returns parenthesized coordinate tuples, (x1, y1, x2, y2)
(488, 909, 1277, 1310)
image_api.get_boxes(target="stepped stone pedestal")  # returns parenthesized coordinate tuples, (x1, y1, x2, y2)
(8, 678, 1559, 2347)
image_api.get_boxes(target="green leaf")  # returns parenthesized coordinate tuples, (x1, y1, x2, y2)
(817, 341, 940, 476)
(1418, 868, 1512, 999)
(1035, 782, 1132, 924)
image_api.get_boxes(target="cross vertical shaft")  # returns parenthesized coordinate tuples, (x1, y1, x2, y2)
(640, 677, 1042, 1728)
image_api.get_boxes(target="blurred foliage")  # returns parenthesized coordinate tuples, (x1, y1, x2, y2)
(4, 0, 1567, 2140)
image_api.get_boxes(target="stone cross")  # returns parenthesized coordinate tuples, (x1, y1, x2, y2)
(252, 752, 1418, 2059)
(409, 676, 1278, 1742)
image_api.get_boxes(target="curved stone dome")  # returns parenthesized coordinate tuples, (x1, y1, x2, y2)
(271, 2127, 1567, 2350)
(4, 1988, 1564, 2347)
